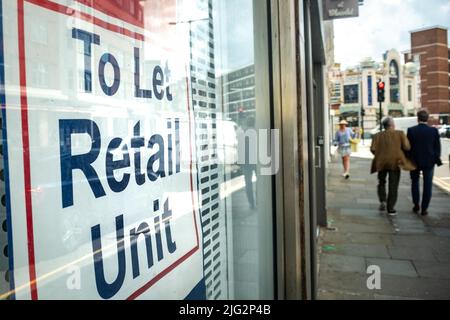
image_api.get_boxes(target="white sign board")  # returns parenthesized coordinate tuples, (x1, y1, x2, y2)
(1, 0, 204, 299)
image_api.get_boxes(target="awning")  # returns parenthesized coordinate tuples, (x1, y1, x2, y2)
(340, 104, 361, 114)
(387, 103, 404, 111)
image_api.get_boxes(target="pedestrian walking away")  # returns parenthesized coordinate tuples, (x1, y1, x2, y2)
(370, 117, 412, 215)
(334, 120, 355, 179)
(407, 109, 443, 216)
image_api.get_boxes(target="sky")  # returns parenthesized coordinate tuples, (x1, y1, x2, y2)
(334, 0, 450, 69)
(213, 0, 254, 74)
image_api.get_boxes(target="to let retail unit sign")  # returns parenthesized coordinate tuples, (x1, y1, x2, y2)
(0, 0, 204, 300)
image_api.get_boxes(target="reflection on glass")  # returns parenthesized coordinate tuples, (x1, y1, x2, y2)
(0, 0, 274, 300)
(213, 0, 274, 299)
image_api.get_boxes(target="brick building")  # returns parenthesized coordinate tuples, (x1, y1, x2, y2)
(405, 26, 450, 124)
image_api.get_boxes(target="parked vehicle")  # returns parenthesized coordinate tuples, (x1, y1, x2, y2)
(444, 126, 450, 139)
(438, 125, 450, 137)
(370, 117, 418, 137)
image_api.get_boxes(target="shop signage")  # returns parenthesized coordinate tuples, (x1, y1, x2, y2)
(1, 0, 203, 299)
(323, 0, 360, 20)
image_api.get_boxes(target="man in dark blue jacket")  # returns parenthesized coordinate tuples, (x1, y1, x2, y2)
(407, 109, 442, 216)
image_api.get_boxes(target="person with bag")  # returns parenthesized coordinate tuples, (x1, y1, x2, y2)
(407, 109, 443, 216)
(334, 120, 355, 179)
(370, 117, 413, 215)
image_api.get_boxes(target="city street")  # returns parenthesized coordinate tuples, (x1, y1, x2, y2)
(318, 147, 450, 299)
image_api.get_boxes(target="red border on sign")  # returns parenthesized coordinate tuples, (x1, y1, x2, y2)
(75, 0, 144, 29)
(26, 0, 144, 41)
(17, 0, 200, 300)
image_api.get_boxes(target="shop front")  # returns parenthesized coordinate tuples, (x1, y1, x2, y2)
(0, 0, 326, 300)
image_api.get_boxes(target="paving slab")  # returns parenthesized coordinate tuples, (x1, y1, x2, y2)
(320, 254, 366, 273)
(387, 246, 438, 262)
(331, 221, 393, 234)
(365, 258, 418, 278)
(431, 228, 450, 238)
(392, 234, 450, 249)
(321, 243, 390, 259)
(433, 247, 450, 263)
(413, 261, 450, 280)
(323, 231, 394, 246)
(376, 274, 450, 300)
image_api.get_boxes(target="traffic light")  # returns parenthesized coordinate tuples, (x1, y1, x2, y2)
(377, 81, 385, 103)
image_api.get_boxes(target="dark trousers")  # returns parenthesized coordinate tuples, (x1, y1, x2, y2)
(410, 168, 434, 211)
(378, 170, 401, 211)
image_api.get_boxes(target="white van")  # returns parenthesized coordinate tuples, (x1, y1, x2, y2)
(393, 117, 418, 133)
(370, 117, 418, 136)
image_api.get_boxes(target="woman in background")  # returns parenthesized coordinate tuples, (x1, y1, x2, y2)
(334, 120, 355, 179)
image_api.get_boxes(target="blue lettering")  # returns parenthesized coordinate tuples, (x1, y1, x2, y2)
(59, 119, 106, 208)
(71, 28, 100, 93)
(152, 65, 165, 100)
(91, 215, 126, 300)
(154, 216, 164, 262)
(131, 122, 145, 185)
(60, 119, 181, 207)
(134, 48, 152, 98)
(163, 198, 177, 254)
(147, 134, 166, 182)
(91, 197, 178, 298)
(71, 29, 173, 100)
(106, 138, 131, 193)
(129, 222, 153, 279)
(98, 53, 121, 96)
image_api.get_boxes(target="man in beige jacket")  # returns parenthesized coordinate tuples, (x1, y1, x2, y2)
(370, 117, 411, 215)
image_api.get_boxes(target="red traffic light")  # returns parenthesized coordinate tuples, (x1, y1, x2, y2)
(377, 81, 385, 102)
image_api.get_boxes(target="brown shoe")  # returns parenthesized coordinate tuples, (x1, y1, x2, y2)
(412, 205, 420, 214)
(421, 210, 428, 216)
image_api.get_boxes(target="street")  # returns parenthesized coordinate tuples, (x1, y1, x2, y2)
(319, 152, 450, 299)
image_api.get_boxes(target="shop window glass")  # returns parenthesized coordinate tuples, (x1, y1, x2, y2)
(0, 0, 274, 300)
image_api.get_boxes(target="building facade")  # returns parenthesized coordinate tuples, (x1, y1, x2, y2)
(405, 26, 450, 125)
(329, 49, 421, 135)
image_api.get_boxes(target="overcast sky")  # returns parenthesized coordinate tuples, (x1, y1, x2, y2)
(334, 0, 450, 69)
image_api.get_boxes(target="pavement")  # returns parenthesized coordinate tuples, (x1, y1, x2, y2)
(318, 143, 450, 300)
